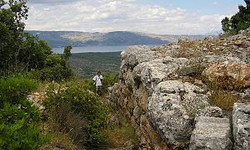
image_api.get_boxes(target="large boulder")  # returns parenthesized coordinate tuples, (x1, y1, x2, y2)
(148, 80, 209, 148)
(189, 116, 232, 150)
(133, 57, 188, 95)
(120, 46, 158, 69)
(232, 103, 250, 150)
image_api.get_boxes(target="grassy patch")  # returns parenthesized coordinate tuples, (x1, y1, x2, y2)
(208, 90, 241, 111)
(104, 113, 139, 149)
(203, 76, 244, 112)
(39, 132, 78, 150)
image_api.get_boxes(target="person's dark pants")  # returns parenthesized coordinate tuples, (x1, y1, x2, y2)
(96, 86, 102, 95)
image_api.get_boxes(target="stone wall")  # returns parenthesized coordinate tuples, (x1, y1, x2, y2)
(109, 29, 250, 150)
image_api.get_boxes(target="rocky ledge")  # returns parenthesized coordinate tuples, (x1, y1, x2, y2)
(109, 29, 250, 150)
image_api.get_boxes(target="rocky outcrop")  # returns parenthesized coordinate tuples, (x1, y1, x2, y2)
(189, 117, 232, 150)
(109, 29, 250, 149)
(149, 80, 209, 147)
(232, 103, 250, 150)
(110, 46, 211, 149)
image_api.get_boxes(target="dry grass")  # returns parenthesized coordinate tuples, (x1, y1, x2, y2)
(174, 41, 204, 59)
(202, 75, 244, 112)
(209, 90, 241, 111)
(39, 132, 78, 150)
(40, 101, 86, 150)
(104, 113, 139, 149)
(219, 32, 237, 39)
(104, 125, 139, 148)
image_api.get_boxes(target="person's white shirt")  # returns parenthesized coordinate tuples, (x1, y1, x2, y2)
(93, 74, 103, 86)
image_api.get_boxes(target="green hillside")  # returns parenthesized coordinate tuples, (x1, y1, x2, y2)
(69, 52, 121, 77)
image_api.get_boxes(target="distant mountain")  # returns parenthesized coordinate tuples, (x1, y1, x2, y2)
(27, 30, 208, 48)
(27, 31, 168, 48)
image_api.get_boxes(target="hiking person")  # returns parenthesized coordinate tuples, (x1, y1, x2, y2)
(93, 71, 103, 95)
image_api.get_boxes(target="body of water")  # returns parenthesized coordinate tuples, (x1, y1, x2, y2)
(53, 45, 156, 54)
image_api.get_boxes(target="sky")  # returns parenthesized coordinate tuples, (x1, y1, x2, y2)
(25, 0, 246, 35)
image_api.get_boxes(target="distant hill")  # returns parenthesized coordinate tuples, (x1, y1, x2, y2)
(27, 30, 209, 48)
(27, 31, 168, 48)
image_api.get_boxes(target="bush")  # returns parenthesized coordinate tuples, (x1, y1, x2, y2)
(0, 77, 47, 150)
(44, 81, 109, 148)
(102, 72, 119, 90)
(100, 72, 119, 96)
(0, 77, 38, 105)
(39, 54, 73, 81)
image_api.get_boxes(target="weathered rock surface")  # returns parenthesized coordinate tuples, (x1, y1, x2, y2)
(203, 61, 250, 89)
(189, 116, 232, 150)
(241, 88, 250, 99)
(133, 57, 188, 95)
(27, 92, 46, 112)
(233, 103, 250, 150)
(196, 106, 224, 118)
(148, 80, 209, 147)
(109, 29, 250, 150)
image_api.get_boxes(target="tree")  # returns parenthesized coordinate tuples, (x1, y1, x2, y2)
(221, 17, 230, 32)
(63, 45, 72, 60)
(221, 1, 250, 33)
(0, 0, 52, 73)
(245, 0, 250, 7)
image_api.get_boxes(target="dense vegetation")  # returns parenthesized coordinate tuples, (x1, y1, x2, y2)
(0, 77, 47, 149)
(0, 0, 137, 149)
(221, 1, 250, 33)
(44, 80, 109, 148)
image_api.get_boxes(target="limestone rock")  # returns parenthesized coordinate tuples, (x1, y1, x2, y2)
(133, 57, 188, 95)
(120, 46, 157, 69)
(196, 106, 223, 118)
(189, 116, 232, 150)
(241, 88, 250, 99)
(109, 28, 250, 150)
(203, 61, 250, 89)
(232, 103, 250, 150)
(148, 80, 209, 148)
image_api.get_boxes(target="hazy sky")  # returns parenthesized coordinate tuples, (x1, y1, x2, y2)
(25, 0, 245, 34)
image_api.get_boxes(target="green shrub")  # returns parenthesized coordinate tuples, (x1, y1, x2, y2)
(45, 81, 109, 148)
(100, 72, 119, 96)
(39, 54, 73, 81)
(0, 77, 38, 105)
(0, 77, 47, 150)
(103, 72, 119, 89)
